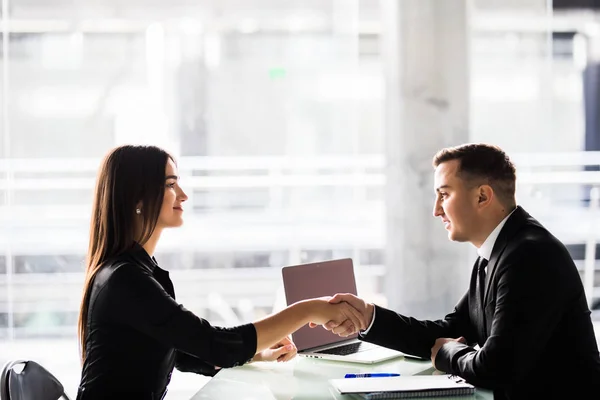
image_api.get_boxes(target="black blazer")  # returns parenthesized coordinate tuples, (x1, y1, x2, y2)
(361, 207, 600, 399)
(76, 243, 257, 400)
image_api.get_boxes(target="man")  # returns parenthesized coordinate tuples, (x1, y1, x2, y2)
(326, 143, 600, 399)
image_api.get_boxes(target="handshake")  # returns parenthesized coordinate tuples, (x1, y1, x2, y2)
(306, 293, 375, 337)
(252, 293, 376, 363)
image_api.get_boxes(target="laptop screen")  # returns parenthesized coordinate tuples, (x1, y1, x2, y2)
(282, 258, 358, 351)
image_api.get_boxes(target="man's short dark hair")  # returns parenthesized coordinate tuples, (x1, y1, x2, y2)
(432, 143, 517, 207)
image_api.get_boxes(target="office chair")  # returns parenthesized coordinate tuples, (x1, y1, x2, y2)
(0, 359, 71, 400)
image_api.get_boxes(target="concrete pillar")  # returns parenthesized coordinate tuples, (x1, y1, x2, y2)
(383, 0, 473, 318)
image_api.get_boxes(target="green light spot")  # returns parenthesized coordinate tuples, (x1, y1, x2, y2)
(269, 67, 287, 79)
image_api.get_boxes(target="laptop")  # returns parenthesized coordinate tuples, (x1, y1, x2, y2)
(282, 258, 405, 364)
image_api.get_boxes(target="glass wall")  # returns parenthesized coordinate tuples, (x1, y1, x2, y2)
(0, 0, 384, 397)
(470, 0, 600, 312)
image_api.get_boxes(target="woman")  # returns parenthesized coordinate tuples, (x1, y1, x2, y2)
(76, 145, 364, 399)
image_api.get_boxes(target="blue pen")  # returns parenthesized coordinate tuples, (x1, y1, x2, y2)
(344, 373, 400, 378)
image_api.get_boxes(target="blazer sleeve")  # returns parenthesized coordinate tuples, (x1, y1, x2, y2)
(175, 351, 220, 377)
(99, 264, 257, 368)
(360, 291, 476, 359)
(435, 241, 573, 389)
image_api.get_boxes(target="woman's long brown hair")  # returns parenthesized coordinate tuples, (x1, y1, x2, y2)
(78, 145, 172, 363)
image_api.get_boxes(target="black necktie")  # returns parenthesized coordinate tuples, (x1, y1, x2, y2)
(477, 257, 488, 308)
(473, 256, 489, 343)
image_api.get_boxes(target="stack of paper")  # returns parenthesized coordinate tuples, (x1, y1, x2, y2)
(329, 375, 476, 399)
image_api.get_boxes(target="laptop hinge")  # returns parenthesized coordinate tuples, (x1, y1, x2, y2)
(301, 337, 359, 353)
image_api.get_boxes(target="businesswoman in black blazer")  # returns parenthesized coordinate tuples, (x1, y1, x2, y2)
(76, 145, 364, 400)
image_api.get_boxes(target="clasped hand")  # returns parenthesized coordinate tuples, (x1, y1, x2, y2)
(309, 293, 374, 337)
(430, 336, 465, 368)
(253, 335, 297, 362)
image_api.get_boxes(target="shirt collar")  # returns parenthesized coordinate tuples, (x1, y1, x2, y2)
(477, 208, 517, 261)
(129, 242, 173, 296)
(131, 242, 159, 273)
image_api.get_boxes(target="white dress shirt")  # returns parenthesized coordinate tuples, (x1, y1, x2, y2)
(476, 208, 516, 266)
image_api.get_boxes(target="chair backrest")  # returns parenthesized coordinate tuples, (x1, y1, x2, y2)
(0, 360, 70, 400)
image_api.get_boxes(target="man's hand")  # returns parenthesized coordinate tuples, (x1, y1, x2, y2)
(306, 297, 367, 337)
(309, 293, 374, 336)
(252, 335, 297, 362)
(430, 336, 466, 369)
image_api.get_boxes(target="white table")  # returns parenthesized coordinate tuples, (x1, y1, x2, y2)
(190, 355, 494, 399)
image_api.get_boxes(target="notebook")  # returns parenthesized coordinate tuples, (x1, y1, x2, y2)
(281, 258, 405, 364)
(329, 375, 476, 399)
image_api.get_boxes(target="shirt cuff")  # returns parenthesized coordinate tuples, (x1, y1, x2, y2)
(360, 305, 376, 335)
(241, 323, 258, 365)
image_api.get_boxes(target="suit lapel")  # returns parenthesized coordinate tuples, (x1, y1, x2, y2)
(483, 206, 530, 304)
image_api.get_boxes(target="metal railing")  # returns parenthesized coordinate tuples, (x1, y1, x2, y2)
(1, 152, 600, 339)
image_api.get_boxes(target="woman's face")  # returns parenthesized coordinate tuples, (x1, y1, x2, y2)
(156, 158, 188, 230)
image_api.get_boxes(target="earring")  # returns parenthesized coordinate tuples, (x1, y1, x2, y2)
(135, 208, 141, 215)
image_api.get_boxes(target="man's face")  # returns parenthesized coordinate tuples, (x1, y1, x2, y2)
(433, 160, 481, 243)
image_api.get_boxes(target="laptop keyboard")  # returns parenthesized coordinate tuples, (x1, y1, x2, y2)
(314, 341, 374, 355)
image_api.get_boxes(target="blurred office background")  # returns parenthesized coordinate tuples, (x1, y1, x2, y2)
(1, 0, 600, 398)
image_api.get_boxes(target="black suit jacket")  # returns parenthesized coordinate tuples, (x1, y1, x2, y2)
(361, 206, 600, 399)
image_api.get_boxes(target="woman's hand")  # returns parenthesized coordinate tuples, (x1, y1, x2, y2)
(252, 335, 297, 362)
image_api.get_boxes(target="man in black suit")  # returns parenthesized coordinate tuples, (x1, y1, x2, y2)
(326, 144, 600, 399)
